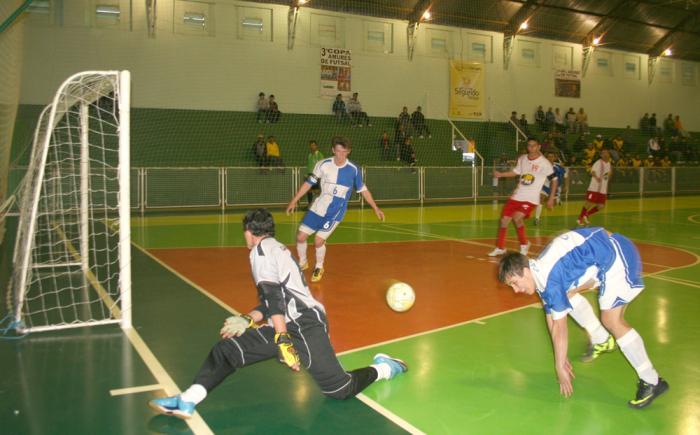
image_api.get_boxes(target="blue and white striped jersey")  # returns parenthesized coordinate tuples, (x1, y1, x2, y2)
(530, 227, 622, 319)
(542, 162, 566, 196)
(306, 158, 366, 221)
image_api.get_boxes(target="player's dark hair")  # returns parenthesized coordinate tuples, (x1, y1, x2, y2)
(526, 137, 539, 144)
(242, 208, 275, 237)
(497, 252, 530, 283)
(331, 135, 352, 150)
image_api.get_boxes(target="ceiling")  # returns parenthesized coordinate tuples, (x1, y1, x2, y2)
(257, 0, 700, 62)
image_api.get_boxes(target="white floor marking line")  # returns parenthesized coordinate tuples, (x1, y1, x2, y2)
(356, 393, 426, 435)
(110, 384, 163, 396)
(647, 275, 700, 289)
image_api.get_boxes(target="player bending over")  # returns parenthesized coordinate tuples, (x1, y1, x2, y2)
(578, 149, 612, 226)
(498, 227, 668, 408)
(287, 136, 384, 282)
(149, 209, 406, 419)
(489, 138, 556, 257)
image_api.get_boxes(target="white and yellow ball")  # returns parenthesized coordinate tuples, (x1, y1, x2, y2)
(386, 282, 415, 312)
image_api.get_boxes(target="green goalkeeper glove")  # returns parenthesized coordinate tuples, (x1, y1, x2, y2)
(275, 332, 300, 371)
(220, 314, 254, 338)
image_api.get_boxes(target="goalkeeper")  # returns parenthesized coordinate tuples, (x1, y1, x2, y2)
(149, 209, 407, 420)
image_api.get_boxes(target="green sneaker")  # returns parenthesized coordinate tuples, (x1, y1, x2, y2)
(581, 335, 616, 362)
(629, 378, 669, 409)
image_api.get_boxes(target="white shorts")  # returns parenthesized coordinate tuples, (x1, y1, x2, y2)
(299, 220, 340, 240)
(598, 234, 644, 310)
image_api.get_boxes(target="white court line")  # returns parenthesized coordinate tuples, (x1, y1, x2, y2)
(355, 393, 426, 435)
(110, 384, 163, 396)
(647, 275, 700, 289)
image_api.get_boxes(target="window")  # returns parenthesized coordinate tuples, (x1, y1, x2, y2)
(237, 7, 272, 41)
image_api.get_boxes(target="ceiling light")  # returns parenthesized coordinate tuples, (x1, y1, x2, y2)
(592, 37, 600, 46)
(664, 48, 672, 56)
(422, 10, 432, 21)
(519, 22, 528, 30)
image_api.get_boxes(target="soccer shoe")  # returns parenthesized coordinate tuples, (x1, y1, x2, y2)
(583, 215, 590, 224)
(581, 335, 616, 362)
(488, 247, 507, 257)
(373, 353, 408, 379)
(576, 218, 585, 226)
(628, 378, 669, 409)
(520, 241, 531, 255)
(311, 267, 324, 282)
(149, 395, 195, 420)
(299, 261, 309, 271)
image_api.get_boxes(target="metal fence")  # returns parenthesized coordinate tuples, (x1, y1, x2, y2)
(7, 166, 700, 212)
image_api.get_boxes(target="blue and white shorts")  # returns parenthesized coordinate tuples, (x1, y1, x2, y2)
(598, 233, 644, 310)
(299, 211, 341, 240)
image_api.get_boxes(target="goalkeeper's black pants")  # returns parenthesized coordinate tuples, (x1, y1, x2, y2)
(193, 309, 378, 399)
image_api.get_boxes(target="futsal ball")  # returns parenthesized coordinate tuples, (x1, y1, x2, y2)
(386, 282, 415, 312)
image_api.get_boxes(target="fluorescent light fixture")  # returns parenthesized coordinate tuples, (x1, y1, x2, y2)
(592, 37, 600, 46)
(664, 48, 672, 56)
(96, 5, 120, 18)
(28, 0, 50, 13)
(184, 12, 206, 26)
(519, 21, 528, 30)
(241, 17, 263, 31)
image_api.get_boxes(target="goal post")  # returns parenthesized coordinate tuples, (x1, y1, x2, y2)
(9, 70, 131, 333)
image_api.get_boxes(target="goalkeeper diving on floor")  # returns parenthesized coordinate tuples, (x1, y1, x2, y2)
(149, 208, 407, 420)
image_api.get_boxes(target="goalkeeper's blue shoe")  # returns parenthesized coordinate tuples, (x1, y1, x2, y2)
(149, 395, 195, 420)
(373, 353, 408, 379)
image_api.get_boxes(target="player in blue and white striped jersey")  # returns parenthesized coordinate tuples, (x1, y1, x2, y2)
(534, 151, 567, 225)
(286, 136, 384, 282)
(498, 227, 668, 409)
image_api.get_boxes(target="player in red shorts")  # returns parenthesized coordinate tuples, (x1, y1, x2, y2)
(488, 138, 557, 256)
(578, 149, 612, 226)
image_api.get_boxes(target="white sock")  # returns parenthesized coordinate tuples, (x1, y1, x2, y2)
(371, 363, 392, 381)
(618, 329, 659, 385)
(180, 384, 207, 405)
(535, 204, 543, 220)
(568, 293, 610, 345)
(315, 244, 327, 269)
(297, 241, 307, 264)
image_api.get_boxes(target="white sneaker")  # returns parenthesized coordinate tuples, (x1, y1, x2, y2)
(583, 215, 590, 224)
(488, 247, 507, 257)
(520, 242, 531, 255)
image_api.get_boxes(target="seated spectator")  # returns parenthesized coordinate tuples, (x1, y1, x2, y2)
(265, 135, 283, 166)
(518, 114, 530, 134)
(535, 105, 545, 130)
(660, 155, 672, 167)
(347, 92, 371, 127)
(400, 136, 417, 167)
(643, 155, 655, 167)
(647, 136, 661, 157)
(583, 142, 597, 162)
(267, 95, 281, 123)
(545, 107, 555, 132)
(411, 106, 431, 138)
(573, 134, 586, 153)
(663, 114, 675, 136)
(378, 131, 392, 160)
(612, 135, 624, 154)
(554, 108, 564, 132)
(396, 106, 411, 133)
(592, 134, 605, 152)
(631, 155, 642, 168)
(256, 92, 269, 123)
(575, 107, 589, 134)
(616, 156, 628, 167)
(332, 94, 349, 121)
(565, 107, 576, 133)
(639, 113, 650, 135)
(252, 134, 267, 166)
(674, 115, 689, 138)
(649, 113, 658, 135)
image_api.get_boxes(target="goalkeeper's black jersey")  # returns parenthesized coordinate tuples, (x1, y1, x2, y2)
(249, 237, 326, 323)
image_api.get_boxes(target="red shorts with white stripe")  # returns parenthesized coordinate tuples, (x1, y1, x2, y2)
(586, 191, 607, 205)
(501, 199, 537, 219)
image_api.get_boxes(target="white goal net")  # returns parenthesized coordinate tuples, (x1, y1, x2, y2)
(9, 71, 131, 333)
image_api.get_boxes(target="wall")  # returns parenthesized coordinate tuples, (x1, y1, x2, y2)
(15, 0, 700, 131)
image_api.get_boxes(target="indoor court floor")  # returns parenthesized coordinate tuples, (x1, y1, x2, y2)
(1, 195, 699, 434)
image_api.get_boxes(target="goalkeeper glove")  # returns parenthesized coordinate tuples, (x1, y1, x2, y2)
(220, 314, 254, 338)
(275, 332, 300, 370)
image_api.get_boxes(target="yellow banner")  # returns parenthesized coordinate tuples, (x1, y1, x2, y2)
(449, 61, 484, 119)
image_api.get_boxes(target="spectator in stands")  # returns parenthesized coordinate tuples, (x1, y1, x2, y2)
(663, 114, 675, 136)
(551, 129, 569, 159)
(545, 107, 555, 132)
(631, 155, 642, 168)
(519, 114, 530, 134)
(674, 115, 689, 138)
(347, 93, 371, 127)
(332, 94, 349, 121)
(640, 113, 650, 135)
(643, 155, 655, 167)
(267, 95, 281, 123)
(565, 107, 576, 133)
(649, 113, 658, 135)
(266, 135, 283, 166)
(575, 107, 589, 134)
(573, 134, 587, 154)
(616, 155, 628, 167)
(400, 136, 417, 167)
(411, 106, 431, 139)
(510, 111, 518, 125)
(305, 140, 324, 207)
(592, 134, 605, 152)
(397, 106, 411, 133)
(612, 135, 625, 155)
(554, 108, 564, 132)
(394, 125, 408, 160)
(660, 155, 672, 167)
(378, 131, 392, 160)
(583, 142, 597, 164)
(535, 105, 545, 130)
(566, 154, 584, 185)
(253, 134, 267, 166)
(648, 136, 661, 157)
(256, 92, 269, 123)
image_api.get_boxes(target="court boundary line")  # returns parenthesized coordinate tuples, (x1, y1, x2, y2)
(110, 384, 162, 396)
(355, 393, 426, 435)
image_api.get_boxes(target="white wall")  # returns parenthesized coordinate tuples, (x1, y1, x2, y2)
(16, 0, 700, 130)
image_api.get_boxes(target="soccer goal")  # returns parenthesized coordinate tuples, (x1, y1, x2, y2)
(9, 71, 131, 333)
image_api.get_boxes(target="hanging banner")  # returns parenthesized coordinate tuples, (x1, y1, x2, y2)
(449, 61, 484, 119)
(320, 47, 352, 97)
(554, 70, 581, 98)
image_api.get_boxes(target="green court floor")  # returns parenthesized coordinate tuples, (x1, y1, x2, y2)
(1, 196, 699, 434)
